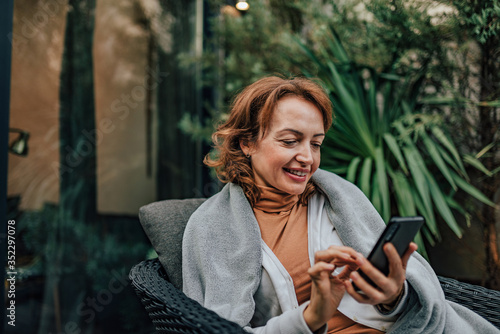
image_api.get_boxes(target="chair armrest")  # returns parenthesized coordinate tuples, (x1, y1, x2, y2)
(439, 275, 500, 329)
(129, 258, 248, 334)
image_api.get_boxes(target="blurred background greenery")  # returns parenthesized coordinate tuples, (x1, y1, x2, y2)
(4, 0, 499, 333)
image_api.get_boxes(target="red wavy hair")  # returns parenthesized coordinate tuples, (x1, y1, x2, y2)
(204, 76, 333, 205)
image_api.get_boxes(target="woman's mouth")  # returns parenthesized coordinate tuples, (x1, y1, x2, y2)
(283, 168, 308, 181)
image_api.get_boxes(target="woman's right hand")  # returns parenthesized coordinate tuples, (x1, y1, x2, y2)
(303, 246, 360, 332)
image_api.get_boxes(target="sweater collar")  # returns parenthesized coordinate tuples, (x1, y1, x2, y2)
(253, 185, 299, 213)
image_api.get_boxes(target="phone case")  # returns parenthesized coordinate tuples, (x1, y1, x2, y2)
(355, 216, 424, 290)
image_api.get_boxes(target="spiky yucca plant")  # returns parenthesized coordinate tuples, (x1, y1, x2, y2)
(296, 28, 494, 255)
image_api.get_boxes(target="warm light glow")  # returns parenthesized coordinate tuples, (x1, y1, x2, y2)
(235, 1, 249, 11)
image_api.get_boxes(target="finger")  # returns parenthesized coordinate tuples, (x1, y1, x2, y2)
(314, 247, 360, 265)
(344, 279, 368, 303)
(331, 258, 359, 268)
(351, 270, 385, 296)
(308, 262, 335, 280)
(377, 243, 410, 296)
(309, 262, 337, 294)
(400, 242, 418, 269)
(336, 263, 357, 280)
(350, 249, 407, 305)
(384, 243, 404, 281)
(354, 254, 387, 290)
(315, 246, 360, 261)
(344, 275, 378, 304)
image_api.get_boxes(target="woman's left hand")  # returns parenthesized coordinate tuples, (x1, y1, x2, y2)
(344, 242, 417, 307)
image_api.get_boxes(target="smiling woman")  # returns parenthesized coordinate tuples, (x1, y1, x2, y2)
(182, 75, 499, 334)
(204, 76, 332, 205)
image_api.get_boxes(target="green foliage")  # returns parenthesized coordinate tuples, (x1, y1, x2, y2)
(183, 0, 498, 255)
(182, 0, 376, 141)
(204, 0, 307, 95)
(188, 0, 467, 140)
(454, 0, 500, 44)
(296, 27, 494, 255)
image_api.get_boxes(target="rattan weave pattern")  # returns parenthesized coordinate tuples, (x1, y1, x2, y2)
(130, 258, 500, 333)
(130, 258, 247, 334)
(438, 276, 500, 329)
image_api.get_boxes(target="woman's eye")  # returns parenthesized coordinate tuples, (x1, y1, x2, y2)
(312, 142, 322, 149)
(282, 140, 296, 145)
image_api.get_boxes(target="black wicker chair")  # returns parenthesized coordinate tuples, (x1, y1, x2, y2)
(130, 198, 500, 333)
(437, 275, 500, 329)
(130, 258, 247, 333)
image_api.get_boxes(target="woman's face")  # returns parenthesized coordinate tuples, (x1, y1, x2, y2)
(244, 96, 325, 195)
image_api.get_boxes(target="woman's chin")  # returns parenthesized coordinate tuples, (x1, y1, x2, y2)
(280, 184, 308, 195)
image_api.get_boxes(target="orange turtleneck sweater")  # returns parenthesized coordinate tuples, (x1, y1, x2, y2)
(253, 185, 383, 334)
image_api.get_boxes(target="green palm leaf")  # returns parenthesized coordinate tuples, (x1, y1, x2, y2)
(422, 134, 457, 190)
(359, 157, 373, 197)
(383, 133, 409, 175)
(463, 154, 494, 177)
(375, 147, 390, 221)
(346, 157, 362, 183)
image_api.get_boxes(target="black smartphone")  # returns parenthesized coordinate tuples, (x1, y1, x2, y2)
(353, 216, 424, 291)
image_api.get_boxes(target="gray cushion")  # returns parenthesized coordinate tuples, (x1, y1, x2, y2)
(139, 198, 206, 290)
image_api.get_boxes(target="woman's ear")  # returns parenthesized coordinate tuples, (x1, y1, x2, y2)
(240, 139, 253, 157)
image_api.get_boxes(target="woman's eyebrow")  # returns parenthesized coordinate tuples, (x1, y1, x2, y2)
(276, 128, 325, 137)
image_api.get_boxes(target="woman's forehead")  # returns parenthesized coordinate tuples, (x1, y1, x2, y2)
(260, 96, 325, 135)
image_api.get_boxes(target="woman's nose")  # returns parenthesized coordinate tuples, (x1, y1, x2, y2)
(296, 144, 313, 164)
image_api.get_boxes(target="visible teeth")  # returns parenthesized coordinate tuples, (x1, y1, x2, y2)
(286, 169, 307, 176)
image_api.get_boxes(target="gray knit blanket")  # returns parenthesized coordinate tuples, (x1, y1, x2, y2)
(182, 169, 498, 333)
